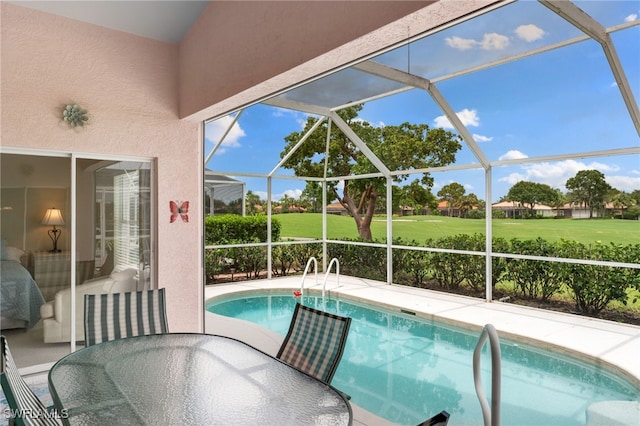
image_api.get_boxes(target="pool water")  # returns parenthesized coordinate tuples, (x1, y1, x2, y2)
(207, 292, 640, 425)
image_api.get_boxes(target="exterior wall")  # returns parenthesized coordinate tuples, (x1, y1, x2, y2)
(1, 3, 202, 332)
(179, 0, 501, 121)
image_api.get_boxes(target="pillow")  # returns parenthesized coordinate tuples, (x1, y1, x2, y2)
(0, 240, 24, 261)
(4, 246, 24, 262)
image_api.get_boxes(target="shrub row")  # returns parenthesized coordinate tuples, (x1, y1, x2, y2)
(205, 231, 640, 316)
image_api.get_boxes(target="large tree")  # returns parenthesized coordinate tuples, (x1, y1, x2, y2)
(506, 181, 559, 217)
(437, 182, 466, 217)
(400, 180, 437, 214)
(280, 105, 462, 240)
(565, 170, 612, 218)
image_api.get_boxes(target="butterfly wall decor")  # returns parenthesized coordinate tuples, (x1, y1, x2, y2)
(170, 201, 189, 223)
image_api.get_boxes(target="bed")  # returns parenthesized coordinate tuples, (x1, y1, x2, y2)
(0, 243, 45, 330)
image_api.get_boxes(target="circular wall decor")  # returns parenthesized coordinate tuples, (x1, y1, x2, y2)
(62, 104, 89, 127)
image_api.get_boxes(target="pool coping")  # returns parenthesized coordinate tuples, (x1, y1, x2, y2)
(204, 275, 640, 390)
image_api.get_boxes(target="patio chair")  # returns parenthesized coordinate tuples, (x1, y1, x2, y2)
(417, 410, 450, 426)
(0, 335, 61, 425)
(276, 303, 352, 384)
(84, 288, 169, 347)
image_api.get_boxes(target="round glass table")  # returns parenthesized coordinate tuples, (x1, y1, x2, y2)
(48, 333, 352, 425)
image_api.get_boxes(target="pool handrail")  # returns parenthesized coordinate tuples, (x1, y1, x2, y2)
(473, 323, 501, 426)
(299, 257, 318, 299)
(322, 258, 340, 304)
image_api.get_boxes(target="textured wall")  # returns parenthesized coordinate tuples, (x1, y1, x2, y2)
(178, 0, 500, 121)
(0, 3, 203, 332)
(179, 0, 434, 120)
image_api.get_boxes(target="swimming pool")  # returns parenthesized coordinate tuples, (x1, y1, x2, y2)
(206, 291, 640, 425)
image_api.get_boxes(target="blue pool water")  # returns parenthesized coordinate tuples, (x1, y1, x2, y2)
(206, 292, 640, 426)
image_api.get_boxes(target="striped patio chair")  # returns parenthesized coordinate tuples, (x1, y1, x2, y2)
(276, 303, 351, 384)
(0, 336, 61, 426)
(84, 289, 169, 347)
(417, 410, 450, 426)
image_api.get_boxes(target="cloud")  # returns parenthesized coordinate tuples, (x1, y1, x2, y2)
(473, 134, 493, 142)
(445, 33, 509, 51)
(253, 188, 303, 202)
(606, 175, 640, 192)
(625, 14, 638, 22)
(434, 108, 480, 129)
(515, 24, 545, 42)
(444, 36, 477, 50)
(498, 150, 528, 161)
(271, 108, 310, 129)
(480, 33, 510, 50)
(498, 159, 627, 191)
(204, 115, 245, 154)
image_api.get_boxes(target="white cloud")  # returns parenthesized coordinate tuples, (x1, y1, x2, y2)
(497, 159, 628, 191)
(272, 108, 310, 129)
(434, 108, 480, 129)
(480, 33, 510, 50)
(204, 115, 245, 155)
(255, 188, 304, 202)
(624, 14, 638, 22)
(606, 175, 640, 192)
(499, 150, 528, 161)
(282, 189, 303, 199)
(445, 33, 509, 51)
(445, 36, 477, 50)
(515, 24, 545, 42)
(473, 134, 493, 142)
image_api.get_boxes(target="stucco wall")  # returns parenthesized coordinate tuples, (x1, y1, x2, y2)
(0, 3, 202, 332)
(179, 0, 434, 120)
(179, 0, 501, 121)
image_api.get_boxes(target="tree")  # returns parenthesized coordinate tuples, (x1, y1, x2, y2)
(460, 193, 481, 217)
(610, 190, 636, 218)
(245, 190, 263, 215)
(437, 182, 466, 217)
(565, 170, 612, 219)
(280, 105, 462, 240)
(399, 180, 437, 214)
(506, 181, 559, 217)
(300, 182, 326, 213)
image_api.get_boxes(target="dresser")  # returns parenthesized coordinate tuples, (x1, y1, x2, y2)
(33, 251, 71, 302)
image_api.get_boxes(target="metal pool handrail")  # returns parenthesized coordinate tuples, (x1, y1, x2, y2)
(299, 257, 318, 299)
(322, 258, 340, 304)
(473, 323, 501, 426)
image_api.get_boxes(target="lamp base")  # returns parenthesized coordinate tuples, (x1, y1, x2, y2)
(49, 249, 61, 253)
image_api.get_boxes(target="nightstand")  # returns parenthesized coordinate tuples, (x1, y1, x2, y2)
(33, 251, 71, 302)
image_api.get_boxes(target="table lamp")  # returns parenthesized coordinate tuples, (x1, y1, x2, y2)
(42, 207, 64, 253)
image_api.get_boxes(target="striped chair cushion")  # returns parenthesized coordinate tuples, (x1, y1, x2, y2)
(0, 336, 61, 425)
(84, 289, 169, 347)
(276, 303, 351, 384)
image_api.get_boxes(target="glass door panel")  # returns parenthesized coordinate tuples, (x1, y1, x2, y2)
(74, 159, 153, 346)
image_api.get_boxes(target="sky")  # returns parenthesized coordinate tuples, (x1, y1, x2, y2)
(204, 1, 639, 204)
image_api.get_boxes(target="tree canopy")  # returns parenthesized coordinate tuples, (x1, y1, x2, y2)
(566, 170, 612, 219)
(506, 181, 559, 217)
(280, 105, 462, 240)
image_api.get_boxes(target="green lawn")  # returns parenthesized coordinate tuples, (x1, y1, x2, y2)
(276, 213, 640, 245)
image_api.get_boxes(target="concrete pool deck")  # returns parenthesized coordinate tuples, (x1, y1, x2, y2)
(204, 275, 640, 425)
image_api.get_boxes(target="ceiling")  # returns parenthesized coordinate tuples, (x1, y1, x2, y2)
(7, 1, 210, 43)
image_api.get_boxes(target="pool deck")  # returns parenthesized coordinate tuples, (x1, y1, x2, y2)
(204, 275, 640, 426)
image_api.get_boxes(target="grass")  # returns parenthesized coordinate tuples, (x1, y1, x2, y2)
(277, 213, 640, 245)
(273, 213, 640, 316)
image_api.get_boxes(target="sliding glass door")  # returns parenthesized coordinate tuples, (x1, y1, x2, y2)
(0, 151, 155, 370)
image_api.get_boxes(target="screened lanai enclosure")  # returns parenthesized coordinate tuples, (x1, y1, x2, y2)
(204, 1, 639, 312)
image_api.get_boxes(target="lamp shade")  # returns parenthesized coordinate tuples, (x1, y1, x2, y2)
(42, 208, 65, 226)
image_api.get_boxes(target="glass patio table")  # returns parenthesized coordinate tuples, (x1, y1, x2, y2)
(48, 333, 352, 425)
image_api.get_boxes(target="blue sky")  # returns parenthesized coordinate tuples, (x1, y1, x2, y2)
(205, 1, 639, 204)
